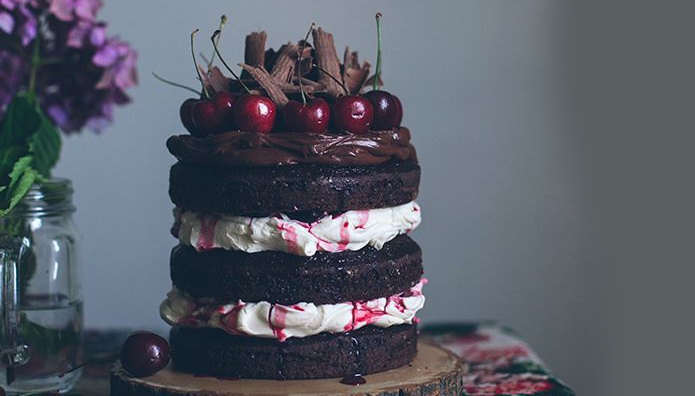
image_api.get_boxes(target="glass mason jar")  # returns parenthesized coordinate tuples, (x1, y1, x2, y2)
(0, 179, 83, 394)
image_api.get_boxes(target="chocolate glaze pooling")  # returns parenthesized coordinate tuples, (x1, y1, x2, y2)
(166, 128, 417, 167)
(340, 374, 366, 386)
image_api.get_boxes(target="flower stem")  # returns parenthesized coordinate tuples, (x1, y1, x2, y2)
(373, 12, 382, 92)
(27, 35, 41, 100)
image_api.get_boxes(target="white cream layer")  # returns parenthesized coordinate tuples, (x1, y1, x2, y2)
(176, 201, 421, 256)
(160, 279, 426, 342)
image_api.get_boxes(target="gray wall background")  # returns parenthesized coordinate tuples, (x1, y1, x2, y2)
(54, 1, 600, 394)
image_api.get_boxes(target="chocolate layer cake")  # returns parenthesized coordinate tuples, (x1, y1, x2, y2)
(156, 24, 427, 381)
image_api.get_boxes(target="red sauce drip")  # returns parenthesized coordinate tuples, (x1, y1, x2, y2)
(196, 215, 218, 250)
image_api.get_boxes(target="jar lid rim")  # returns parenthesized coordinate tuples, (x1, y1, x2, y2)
(15, 178, 75, 214)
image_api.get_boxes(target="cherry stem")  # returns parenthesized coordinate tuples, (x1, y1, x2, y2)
(191, 29, 210, 99)
(211, 30, 251, 94)
(313, 63, 349, 96)
(298, 22, 315, 105)
(208, 15, 227, 67)
(58, 353, 120, 378)
(373, 12, 382, 91)
(151, 72, 200, 95)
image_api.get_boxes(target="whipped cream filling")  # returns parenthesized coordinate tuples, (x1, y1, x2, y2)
(176, 201, 421, 256)
(160, 279, 426, 342)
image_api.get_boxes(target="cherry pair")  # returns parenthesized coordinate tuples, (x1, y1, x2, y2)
(331, 91, 402, 134)
(181, 93, 276, 137)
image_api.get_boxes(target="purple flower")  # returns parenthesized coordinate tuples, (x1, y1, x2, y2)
(0, 12, 14, 33)
(0, 0, 136, 133)
(93, 38, 138, 91)
(0, 0, 37, 46)
(66, 20, 104, 47)
(48, 0, 101, 22)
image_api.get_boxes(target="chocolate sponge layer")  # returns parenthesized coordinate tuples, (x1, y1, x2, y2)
(169, 160, 420, 216)
(169, 324, 418, 380)
(170, 234, 423, 305)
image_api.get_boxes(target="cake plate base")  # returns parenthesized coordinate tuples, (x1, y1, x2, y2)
(110, 340, 465, 396)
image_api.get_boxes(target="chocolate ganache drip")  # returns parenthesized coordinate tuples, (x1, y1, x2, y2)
(166, 128, 417, 167)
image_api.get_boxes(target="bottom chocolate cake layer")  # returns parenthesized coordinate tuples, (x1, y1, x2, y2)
(170, 324, 417, 380)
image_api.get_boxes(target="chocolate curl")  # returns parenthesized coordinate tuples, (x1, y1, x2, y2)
(277, 79, 324, 93)
(271, 42, 298, 83)
(239, 63, 289, 108)
(296, 42, 314, 76)
(312, 27, 344, 97)
(244, 31, 267, 67)
(342, 47, 371, 95)
(290, 76, 323, 88)
(197, 65, 232, 94)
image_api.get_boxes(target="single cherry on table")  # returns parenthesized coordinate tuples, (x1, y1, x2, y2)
(233, 94, 276, 134)
(282, 97, 330, 134)
(331, 95, 374, 134)
(363, 90, 402, 130)
(120, 331, 170, 378)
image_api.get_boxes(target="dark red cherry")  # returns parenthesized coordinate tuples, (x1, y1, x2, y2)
(331, 95, 373, 134)
(179, 98, 198, 135)
(212, 91, 236, 131)
(363, 90, 400, 130)
(392, 94, 403, 127)
(191, 100, 223, 136)
(120, 331, 170, 378)
(283, 98, 330, 134)
(233, 94, 276, 134)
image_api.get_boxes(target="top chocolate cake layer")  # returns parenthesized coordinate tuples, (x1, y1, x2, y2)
(169, 159, 420, 216)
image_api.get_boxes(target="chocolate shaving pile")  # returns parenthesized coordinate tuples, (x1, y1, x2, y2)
(200, 26, 380, 106)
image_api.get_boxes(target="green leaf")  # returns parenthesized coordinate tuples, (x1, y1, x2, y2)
(0, 145, 25, 186)
(0, 93, 41, 149)
(28, 113, 61, 177)
(0, 156, 37, 217)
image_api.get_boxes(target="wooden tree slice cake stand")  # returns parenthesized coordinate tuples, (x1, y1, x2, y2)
(110, 340, 465, 396)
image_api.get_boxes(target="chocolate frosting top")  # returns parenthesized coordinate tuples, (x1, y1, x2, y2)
(166, 128, 417, 167)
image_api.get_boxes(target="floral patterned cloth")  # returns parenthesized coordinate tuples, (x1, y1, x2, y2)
(422, 322, 575, 396)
